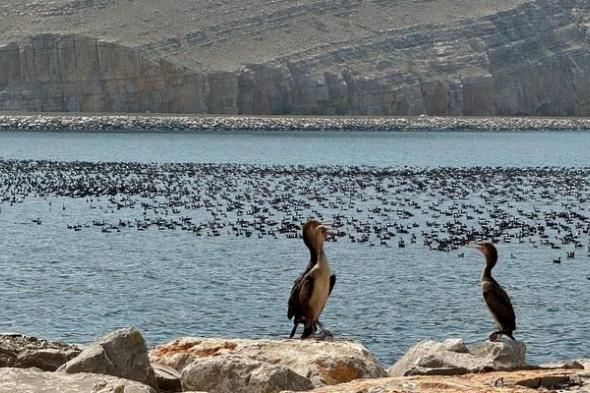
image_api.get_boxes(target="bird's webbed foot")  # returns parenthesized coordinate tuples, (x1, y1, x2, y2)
(314, 321, 334, 339)
(319, 328, 333, 338)
(488, 331, 499, 341)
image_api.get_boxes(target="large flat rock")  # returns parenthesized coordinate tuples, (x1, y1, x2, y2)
(389, 338, 527, 376)
(150, 337, 387, 391)
(0, 367, 156, 393)
(181, 355, 314, 393)
(281, 368, 589, 393)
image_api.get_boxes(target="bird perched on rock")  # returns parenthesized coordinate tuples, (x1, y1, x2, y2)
(288, 219, 335, 339)
(474, 242, 516, 341)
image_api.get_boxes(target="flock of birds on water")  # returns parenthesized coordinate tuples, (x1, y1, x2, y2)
(1, 158, 589, 340)
(1, 159, 590, 265)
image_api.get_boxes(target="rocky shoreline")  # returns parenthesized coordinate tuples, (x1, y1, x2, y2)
(1, 328, 588, 393)
(3, 114, 590, 132)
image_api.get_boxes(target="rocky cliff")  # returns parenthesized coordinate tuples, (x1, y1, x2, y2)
(0, 35, 236, 113)
(1, 0, 590, 115)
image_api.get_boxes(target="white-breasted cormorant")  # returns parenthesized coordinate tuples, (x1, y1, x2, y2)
(287, 219, 320, 337)
(288, 219, 336, 338)
(297, 223, 334, 338)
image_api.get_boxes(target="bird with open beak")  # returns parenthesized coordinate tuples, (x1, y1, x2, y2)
(288, 219, 336, 339)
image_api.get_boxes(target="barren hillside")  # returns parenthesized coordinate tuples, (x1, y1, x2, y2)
(1, 0, 589, 115)
(0, 0, 530, 70)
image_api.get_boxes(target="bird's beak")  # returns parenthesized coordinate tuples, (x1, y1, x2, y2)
(317, 224, 334, 237)
(468, 242, 483, 251)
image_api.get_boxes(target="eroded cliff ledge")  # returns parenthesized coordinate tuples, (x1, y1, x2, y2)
(1, 0, 590, 115)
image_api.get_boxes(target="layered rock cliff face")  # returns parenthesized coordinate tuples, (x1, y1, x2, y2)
(0, 35, 236, 113)
(1, 0, 590, 115)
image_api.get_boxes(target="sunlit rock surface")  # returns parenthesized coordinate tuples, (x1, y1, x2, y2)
(389, 338, 527, 376)
(149, 337, 386, 392)
(0, 368, 156, 393)
(280, 367, 590, 393)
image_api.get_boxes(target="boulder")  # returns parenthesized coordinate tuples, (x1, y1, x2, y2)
(280, 367, 585, 393)
(182, 355, 314, 393)
(514, 373, 582, 389)
(577, 358, 590, 371)
(0, 367, 156, 393)
(0, 333, 81, 371)
(388, 338, 526, 376)
(153, 363, 182, 392)
(539, 359, 585, 370)
(150, 337, 387, 390)
(469, 340, 527, 369)
(58, 327, 157, 388)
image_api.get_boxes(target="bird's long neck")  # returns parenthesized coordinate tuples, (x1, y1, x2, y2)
(481, 255, 496, 281)
(315, 242, 329, 271)
(308, 244, 318, 267)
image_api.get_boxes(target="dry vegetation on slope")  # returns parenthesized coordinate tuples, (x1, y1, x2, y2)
(0, 0, 531, 70)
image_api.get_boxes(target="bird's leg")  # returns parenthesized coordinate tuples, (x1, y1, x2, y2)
(488, 330, 515, 341)
(289, 323, 299, 339)
(301, 322, 315, 339)
(315, 321, 333, 337)
(498, 330, 516, 340)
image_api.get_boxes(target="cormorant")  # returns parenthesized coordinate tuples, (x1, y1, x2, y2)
(475, 242, 516, 341)
(297, 223, 334, 339)
(288, 219, 336, 338)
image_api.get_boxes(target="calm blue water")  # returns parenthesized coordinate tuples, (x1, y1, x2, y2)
(0, 129, 590, 166)
(0, 129, 589, 367)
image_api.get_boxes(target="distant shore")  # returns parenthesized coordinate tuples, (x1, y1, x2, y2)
(3, 113, 590, 132)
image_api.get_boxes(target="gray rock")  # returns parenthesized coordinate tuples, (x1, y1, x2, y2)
(58, 327, 157, 388)
(469, 340, 527, 369)
(539, 359, 585, 370)
(153, 364, 182, 392)
(59, 344, 118, 375)
(181, 355, 314, 393)
(0, 333, 81, 371)
(388, 338, 527, 376)
(0, 367, 156, 393)
(515, 374, 581, 389)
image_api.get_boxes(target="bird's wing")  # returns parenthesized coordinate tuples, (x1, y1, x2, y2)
(287, 261, 316, 320)
(287, 276, 304, 320)
(483, 283, 516, 330)
(298, 273, 315, 313)
(328, 275, 336, 296)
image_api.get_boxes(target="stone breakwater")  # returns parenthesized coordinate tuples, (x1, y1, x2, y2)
(3, 114, 590, 132)
(1, 329, 589, 393)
